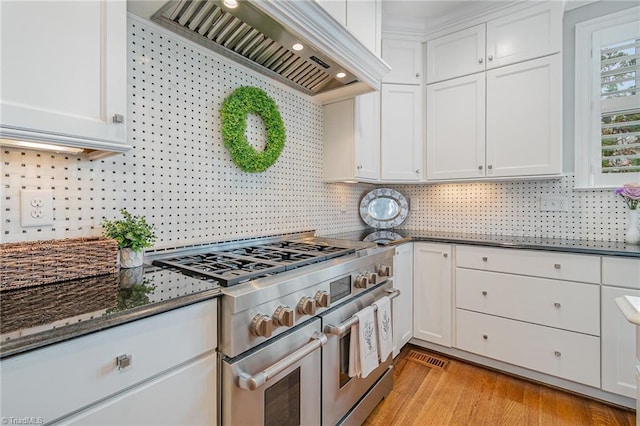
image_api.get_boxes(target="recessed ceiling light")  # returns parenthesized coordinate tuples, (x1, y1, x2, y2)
(336, 72, 346, 79)
(292, 43, 304, 51)
(223, 0, 238, 9)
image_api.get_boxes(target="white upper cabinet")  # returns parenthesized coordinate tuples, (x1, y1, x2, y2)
(486, 54, 561, 177)
(426, 2, 561, 84)
(426, 24, 486, 84)
(316, 0, 346, 26)
(380, 84, 423, 181)
(381, 39, 423, 85)
(323, 93, 380, 182)
(426, 73, 486, 180)
(316, 0, 381, 55)
(0, 0, 130, 158)
(486, 1, 562, 69)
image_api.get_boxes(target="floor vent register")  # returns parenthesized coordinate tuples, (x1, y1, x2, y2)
(406, 349, 450, 371)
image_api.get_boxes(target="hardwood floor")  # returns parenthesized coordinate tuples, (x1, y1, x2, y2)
(364, 346, 636, 426)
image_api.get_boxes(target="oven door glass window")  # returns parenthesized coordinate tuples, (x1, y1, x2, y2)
(264, 368, 301, 426)
(339, 330, 352, 388)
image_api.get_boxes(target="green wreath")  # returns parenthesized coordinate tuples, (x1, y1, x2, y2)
(220, 86, 286, 173)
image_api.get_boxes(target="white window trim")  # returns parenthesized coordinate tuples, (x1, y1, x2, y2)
(574, 6, 640, 189)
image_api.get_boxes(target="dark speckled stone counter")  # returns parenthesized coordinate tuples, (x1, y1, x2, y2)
(0, 266, 222, 359)
(322, 229, 640, 258)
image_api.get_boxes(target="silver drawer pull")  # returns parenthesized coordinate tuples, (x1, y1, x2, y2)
(482, 334, 488, 340)
(116, 354, 132, 370)
(554, 302, 561, 308)
(237, 331, 327, 391)
(482, 291, 487, 296)
(554, 263, 561, 269)
(482, 256, 488, 262)
(554, 351, 561, 357)
(325, 288, 401, 337)
(443, 253, 448, 258)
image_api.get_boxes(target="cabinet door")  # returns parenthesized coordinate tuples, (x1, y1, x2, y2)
(426, 24, 486, 84)
(413, 243, 452, 347)
(323, 98, 355, 182)
(380, 84, 423, 181)
(602, 286, 640, 398)
(486, 2, 562, 69)
(346, 0, 380, 55)
(315, 0, 346, 26)
(381, 39, 423, 85)
(393, 243, 414, 357)
(354, 92, 381, 180)
(0, 0, 127, 147)
(64, 352, 217, 425)
(426, 73, 485, 180)
(486, 54, 561, 177)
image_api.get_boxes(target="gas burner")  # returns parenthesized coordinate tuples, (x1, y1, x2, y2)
(264, 241, 355, 259)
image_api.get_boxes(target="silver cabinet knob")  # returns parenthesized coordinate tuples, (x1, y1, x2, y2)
(554, 302, 561, 308)
(482, 334, 488, 340)
(273, 306, 294, 327)
(478, 58, 483, 64)
(365, 272, 378, 285)
(354, 274, 369, 288)
(488, 55, 494, 61)
(251, 314, 273, 337)
(415, 73, 420, 78)
(443, 253, 448, 258)
(377, 265, 391, 277)
(482, 291, 488, 296)
(112, 113, 125, 124)
(487, 165, 493, 170)
(357, 165, 362, 170)
(415, 169, 420, 174)
(554, 351, 561, 357)
(297, 297, 316, 316)
(116, 354, 132, 370)
(314, 290, 331, 308)
(482, 256, 488, 262)
(478, 165, 483, 170)
(554, 263, 561, 269)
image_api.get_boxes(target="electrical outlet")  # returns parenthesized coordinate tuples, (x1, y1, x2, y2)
(540, 195, 569, 212)
(21, 190, 54, 227)
(409, 197, 419, 211)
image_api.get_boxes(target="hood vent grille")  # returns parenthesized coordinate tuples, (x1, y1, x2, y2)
(153, 0, 358, 96)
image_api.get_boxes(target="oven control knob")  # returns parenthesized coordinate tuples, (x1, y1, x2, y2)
(273, 306, 295, 327)
(377, 265, 391, 277)
(354, 274, 369, 288)
(297, 296, 316, 316)
(365, 272, 378, 285)
(314, 290, 331, 308)
(250, 314, 273, 338)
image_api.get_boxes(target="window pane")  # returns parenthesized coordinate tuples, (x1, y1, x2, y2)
(601, 109, 640, 173)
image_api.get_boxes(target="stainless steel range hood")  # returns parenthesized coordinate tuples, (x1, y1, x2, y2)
(129, 0, 390, 103)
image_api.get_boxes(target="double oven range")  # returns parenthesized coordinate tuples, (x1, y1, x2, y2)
(149, 232, 398, 425)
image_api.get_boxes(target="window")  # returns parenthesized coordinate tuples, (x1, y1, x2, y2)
(575, 7, 640, 188)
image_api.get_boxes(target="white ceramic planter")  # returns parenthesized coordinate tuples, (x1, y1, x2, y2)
(626, 209, 640, 245)
(120, 247, 144, 268)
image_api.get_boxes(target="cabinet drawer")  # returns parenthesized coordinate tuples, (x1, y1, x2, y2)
(1, 300, 217, 423)
(456, 309, 600, 387)
(456, 269, 599, 335)
(455, 245, 600, 283)
(602, 257, 640, 289)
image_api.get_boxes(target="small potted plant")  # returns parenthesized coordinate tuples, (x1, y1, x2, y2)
(101, 208, 156, 268)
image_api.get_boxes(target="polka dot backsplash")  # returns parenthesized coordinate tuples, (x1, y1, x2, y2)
(0, 16, 368, 247)
(0, 17, 630, 245)
(391, 174, 628, 242)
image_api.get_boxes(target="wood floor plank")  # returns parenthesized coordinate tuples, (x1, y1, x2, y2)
(364, 346, 636, 426)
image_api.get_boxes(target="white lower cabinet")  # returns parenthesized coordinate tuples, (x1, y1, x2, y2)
(456, 309, 600, 387)
(413, 242, 452, 347)
(63, 352, 217, 425)
(393, 242, 413, 357)
(602, 286, 640, 398)
(1, 300, 218, 424)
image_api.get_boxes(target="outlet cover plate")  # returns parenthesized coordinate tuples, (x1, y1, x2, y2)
(20, 190, 54, 227)
(540, 195, 568, 212)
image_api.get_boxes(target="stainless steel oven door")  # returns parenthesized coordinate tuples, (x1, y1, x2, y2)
(221, 318, 326, 426)
(320, 282, 398, 426)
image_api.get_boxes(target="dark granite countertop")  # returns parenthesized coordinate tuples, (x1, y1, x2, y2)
(0, 266, 222, 359)
(321, 229, 640, 258)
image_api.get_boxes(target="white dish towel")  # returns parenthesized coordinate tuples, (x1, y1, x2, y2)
(374, 296, 393, 362)
(348, 305, 379, 378)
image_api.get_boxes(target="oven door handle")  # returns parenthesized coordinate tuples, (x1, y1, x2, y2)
(236, 331, 328, 391)
(324, 288, 401, 337)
